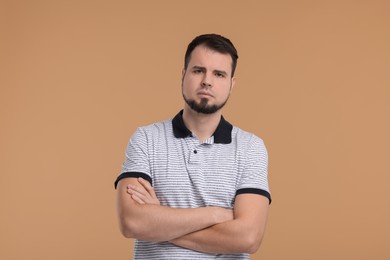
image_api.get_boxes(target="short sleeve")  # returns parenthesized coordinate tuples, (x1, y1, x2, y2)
(114, 127, 152, 189)
(236, 135, 271, 204)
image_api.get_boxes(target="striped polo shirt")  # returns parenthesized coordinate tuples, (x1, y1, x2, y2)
(115, 110, 271, 260)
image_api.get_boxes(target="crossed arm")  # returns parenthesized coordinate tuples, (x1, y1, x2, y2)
(116, 177, 269, 254)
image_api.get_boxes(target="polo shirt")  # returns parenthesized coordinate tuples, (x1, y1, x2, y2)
(115, 110, 271, 260)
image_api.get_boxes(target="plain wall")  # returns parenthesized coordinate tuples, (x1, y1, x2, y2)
(1, 1, 389, 259)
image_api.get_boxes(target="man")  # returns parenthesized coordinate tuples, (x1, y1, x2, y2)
(115, 33, 271, 259)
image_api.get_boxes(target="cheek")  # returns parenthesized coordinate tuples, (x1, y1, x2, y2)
(181, 80, 192, 97)
(220, 83, 233, 97)
(183, 78, 196, 91)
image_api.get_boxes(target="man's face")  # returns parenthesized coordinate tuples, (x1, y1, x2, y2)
(182, 45, 235, 114)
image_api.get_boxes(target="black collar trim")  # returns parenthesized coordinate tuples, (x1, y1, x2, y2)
(172, 110, 232, 144)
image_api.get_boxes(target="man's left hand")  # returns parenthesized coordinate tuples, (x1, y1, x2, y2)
(127, 178, 160, 205)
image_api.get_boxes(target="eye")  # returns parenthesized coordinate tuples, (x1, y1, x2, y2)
(193, 69, 202, 74)
(215, 72, 225, 78)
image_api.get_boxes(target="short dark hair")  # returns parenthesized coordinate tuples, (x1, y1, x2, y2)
(184, 34, 239, 77)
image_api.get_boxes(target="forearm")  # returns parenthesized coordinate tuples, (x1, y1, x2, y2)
(171, 194, 270, 254)
(117, 178, 232, 242)
(119, 203, 224, 242)
(171, 218, 263, 254)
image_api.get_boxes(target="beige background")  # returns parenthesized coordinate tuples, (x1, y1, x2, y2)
(1, 1, 389, 259)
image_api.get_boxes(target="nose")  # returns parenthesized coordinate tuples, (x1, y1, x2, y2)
(201, 81, 211, 88)
(201, 73, 212, 88)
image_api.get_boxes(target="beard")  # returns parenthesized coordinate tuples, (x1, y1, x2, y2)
(183, 93, 229, 114)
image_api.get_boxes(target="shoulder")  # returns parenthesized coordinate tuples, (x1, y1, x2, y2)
(231, 126, 265, 147)
(129, 118, 173, 146)
(134, 118, 173, 136)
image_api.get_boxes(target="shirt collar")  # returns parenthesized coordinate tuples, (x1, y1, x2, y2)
(172, 110, 233, 144)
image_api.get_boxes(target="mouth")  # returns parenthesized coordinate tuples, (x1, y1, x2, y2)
(197, 91, 213, 98)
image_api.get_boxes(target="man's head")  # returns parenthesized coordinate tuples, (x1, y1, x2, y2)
(184, 34, 238, 78)
(182, 34, 238, 115)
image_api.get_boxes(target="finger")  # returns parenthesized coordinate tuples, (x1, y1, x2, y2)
(131, 194, 145, 204)
(138, 178, 156, 196)
(127, 186, 148, 201)
(137, 178, 151, 189)
(127, 184, 147, 196)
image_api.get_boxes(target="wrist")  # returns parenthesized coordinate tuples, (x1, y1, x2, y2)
(210, 207, 233, 224)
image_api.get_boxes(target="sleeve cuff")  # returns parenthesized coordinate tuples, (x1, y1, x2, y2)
(235, 188, 272, 204)
(114, 171, 152, 189)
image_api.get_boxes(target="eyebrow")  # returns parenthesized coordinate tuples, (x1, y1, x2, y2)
(191, 66, 206, 71)
(191, 66, 228, 76)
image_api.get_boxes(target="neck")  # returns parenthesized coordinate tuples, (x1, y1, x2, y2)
(182, 106, 222, 142)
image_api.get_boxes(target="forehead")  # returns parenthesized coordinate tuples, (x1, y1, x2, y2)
(188, 46, 233, 73)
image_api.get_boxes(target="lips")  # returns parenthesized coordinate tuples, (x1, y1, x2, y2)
(197, 91, 213, 97)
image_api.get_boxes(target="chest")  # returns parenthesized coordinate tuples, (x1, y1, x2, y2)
(149, 138, 244, 208)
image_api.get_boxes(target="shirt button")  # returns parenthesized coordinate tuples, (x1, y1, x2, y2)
(193, 150, 197, 154)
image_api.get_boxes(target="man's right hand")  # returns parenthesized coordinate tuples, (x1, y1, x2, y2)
(213, 207, 234, 224)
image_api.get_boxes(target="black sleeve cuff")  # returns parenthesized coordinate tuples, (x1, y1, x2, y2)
(114, 172, 152, 189)
(235, 188, 272, 204)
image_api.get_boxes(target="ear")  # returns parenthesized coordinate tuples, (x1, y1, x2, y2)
(230, 77, 236, 93)
(182, 68, 186, 78)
